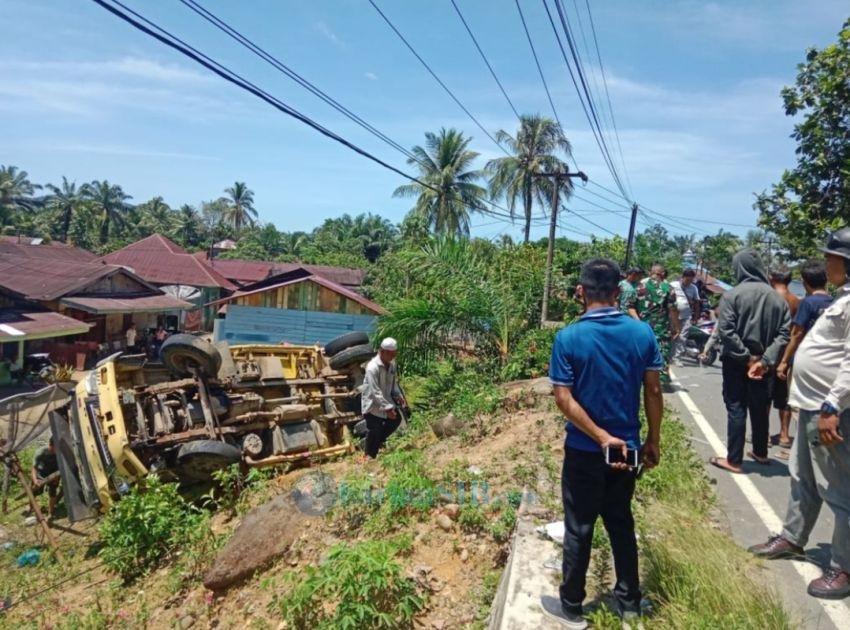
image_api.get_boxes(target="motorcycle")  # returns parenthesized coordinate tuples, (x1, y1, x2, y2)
(21, 353, 56, 384)
(681, 321, 719, 366)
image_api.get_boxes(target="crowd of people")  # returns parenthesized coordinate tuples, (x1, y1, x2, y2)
(541, 228, 850, 628)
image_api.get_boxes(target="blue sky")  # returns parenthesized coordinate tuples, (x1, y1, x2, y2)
(2, 0, 848, 242)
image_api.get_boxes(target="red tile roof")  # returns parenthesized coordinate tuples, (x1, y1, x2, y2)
(0, 310, 92, 341)
(194, 254, 366, 288)
(101, 234, 236, 290)
(60, 294, 193, 314)
(0, 235, 96, 262)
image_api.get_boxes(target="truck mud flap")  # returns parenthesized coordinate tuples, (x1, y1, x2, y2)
(50, 410, 99, 522)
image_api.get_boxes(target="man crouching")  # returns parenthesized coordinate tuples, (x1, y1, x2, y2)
(542, 259, 665, 628)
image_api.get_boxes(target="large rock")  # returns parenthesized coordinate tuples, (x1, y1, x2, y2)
(431, 413, 462, 438)
(204, 492, 312, 590)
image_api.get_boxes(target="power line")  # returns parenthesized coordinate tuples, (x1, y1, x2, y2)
(367, 0, 509, 156)
(449, 0, 520, 119)
(581, 0, 633, 198)
(176, 0, 423, 167)
(541, 0, 628, 202)
(513, 0, 566, 143)
(552, 0, 629, 201)
(89, 0, 529, 231)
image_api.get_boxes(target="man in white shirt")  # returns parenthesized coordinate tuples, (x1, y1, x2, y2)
(125, 323, 137, 352)
(749, 228, 850, 599)
(670, 269, 700, 364)
(361, 337, 406, 458)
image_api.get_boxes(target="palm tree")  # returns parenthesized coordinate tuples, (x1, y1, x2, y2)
(137, 196, 176, 236)
(175, 204, 205, 247)
(81, 180, 132, 244)
(486, 115, 573, 242)
(280, 231, 308, 259)
(393, 128, 487, 237)
(45, 177, 84, 242)
(223, 182, 258, 233)
(0, 165, 42, 225)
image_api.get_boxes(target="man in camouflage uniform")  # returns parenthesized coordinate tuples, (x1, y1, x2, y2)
(630, 264, 680, 382)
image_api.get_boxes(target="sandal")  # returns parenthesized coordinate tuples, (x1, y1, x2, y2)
(778, 439, 793, 449)
(709, 456, 743, 474)
(748, 451, 771, 465)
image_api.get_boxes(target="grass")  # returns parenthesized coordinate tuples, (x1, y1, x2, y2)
(581, 409, 795, 629)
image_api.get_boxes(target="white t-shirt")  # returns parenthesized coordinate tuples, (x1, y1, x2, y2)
(789, 287, 850, 411)
(670, 280, 699, 319)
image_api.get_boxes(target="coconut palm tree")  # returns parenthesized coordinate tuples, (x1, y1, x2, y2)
(137, 196, 176, 237)
(486, 115, 573, 243)
(81, 180, 132, 244)
(222, 182, 258, 233)
(44, 177, 84, 242)
(393, 128, 487, 237)
(175, 204, 205, 248)
(0, 165, 42, 225)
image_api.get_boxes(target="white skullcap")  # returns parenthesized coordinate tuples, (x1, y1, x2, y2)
(380, 337, 398, 351)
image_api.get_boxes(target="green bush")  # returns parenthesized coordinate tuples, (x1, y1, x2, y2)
(501, 326, 558, 381)
(414, 359, 503, 420)
(278, 539, 424, 629)
(98, 475, 206, 581)
(458, 504, 488, 533)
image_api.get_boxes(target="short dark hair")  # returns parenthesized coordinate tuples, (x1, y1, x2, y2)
(580, 258, 621, 301)
(627, 266, 643, 276)
(800, 260, 827, 289)
(682, 268, 696, 278)
(770, 267, 792, 285)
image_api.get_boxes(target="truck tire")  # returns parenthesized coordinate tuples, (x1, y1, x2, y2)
(328, 344, 374, 370)
(176, 440, 242, 483)
(161, 334, 222, 377)
(323, 331, 370, 358)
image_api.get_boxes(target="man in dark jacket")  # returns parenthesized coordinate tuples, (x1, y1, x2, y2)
(711, 249, 791, 474)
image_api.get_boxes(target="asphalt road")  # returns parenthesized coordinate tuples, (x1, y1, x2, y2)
(668, 360, 850, 630)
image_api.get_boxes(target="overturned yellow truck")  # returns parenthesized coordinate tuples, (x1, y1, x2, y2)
(51, 333, 375, 519)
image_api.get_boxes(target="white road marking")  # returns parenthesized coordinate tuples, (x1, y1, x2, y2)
(670, 369, 850, 628)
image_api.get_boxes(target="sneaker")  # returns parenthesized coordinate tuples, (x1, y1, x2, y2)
(540, 595, 588, 629)
(807, 568, 850, 599)
(747, 535, 804, 560)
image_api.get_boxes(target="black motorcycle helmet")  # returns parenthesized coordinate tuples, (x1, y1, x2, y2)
(821, 227, 850, 273)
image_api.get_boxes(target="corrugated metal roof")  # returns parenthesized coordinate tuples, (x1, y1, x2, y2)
(0, 255, 128, 301)
(101, 234, 236, 290)
(60, 293, 193, 314)
(0, 310, 92, 341)
(208, 271, 386, 315)
(195, 254, 366, 288)
(0, 236, 96, 262)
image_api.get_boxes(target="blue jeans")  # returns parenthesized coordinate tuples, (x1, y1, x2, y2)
(782, 409, 850, 572)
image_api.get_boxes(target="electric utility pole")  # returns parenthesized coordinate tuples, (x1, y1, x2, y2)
(537, 169, 588, 325)
(624, 202, 639, 269)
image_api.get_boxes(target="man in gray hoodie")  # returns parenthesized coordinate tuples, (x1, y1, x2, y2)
(711, 249, 791, 474)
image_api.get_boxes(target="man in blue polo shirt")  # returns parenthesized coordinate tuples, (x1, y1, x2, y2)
(541, 258, 664, 629)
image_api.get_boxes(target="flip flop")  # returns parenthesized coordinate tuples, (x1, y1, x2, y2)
(779, 440, 793, 449)
(709, 456, 743, 474)
(747, 451, 771, 465)
(777, 450, 790, 460)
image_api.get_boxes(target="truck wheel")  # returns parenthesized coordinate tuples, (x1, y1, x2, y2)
(161, 334, 222, 377)
(328, 344, 374, 370)
(323, 331, 370, 358)
(176, 440, 242, 483)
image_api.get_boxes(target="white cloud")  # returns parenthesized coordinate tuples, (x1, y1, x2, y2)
(315, 21, 345, 48)
(47, 144, 220, 162)
(364, 72, 378, 81)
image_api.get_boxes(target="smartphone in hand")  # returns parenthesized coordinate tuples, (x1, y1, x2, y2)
(605, 446, 639, 468)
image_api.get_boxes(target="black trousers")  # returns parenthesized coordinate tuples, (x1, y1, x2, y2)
(364, 413, 400, 458)
(561, 447, 640, 615)
(721, 358, 772, 466)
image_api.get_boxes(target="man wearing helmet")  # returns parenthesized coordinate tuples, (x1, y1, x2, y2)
(361, 338, 406, 458)
(749, 228, 850, 599)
